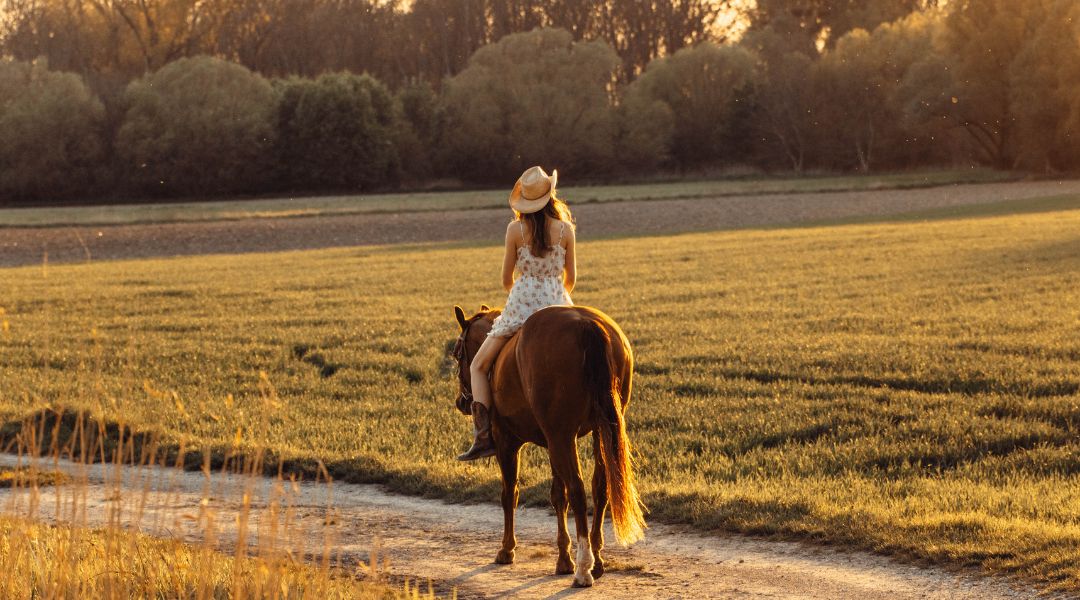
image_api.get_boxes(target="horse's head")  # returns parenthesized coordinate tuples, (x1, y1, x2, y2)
(450, 304, 498, 415)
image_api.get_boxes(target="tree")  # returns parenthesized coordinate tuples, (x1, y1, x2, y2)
(1, 0, 215, 78)
(745, 0, 938, 49)
(440, 27, 620, 181)
(1008, 0, 1080, 172)
(592, 0, 725, 82)
(614, 92, 674, 172)
(393, 80, 444, 181)
(0, 58, 106, 203)
(116, 55, 276, 195)
(742, 20, 818, 172)
(815, 12, 940, 171)
(901, 0, 1029, 169)
(274, 71, 399, 191)
(623, 42, 755, 168)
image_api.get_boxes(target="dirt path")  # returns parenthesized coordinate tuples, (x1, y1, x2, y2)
(2, 179, 1079, 268)
(0, 453, 1053, 599)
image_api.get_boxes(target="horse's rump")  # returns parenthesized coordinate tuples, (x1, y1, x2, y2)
(509, 306, 645, 545)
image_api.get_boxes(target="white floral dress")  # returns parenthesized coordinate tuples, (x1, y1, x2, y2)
(488, 221, 573, 338)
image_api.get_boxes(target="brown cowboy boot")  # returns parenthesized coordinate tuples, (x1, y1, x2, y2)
(457, 401, 496, 461)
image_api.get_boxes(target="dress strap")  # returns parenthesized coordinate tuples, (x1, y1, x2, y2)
(556, 221, 565, 246)
(518, 221, 526, 243)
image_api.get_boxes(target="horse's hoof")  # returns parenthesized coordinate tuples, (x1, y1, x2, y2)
(572, 572, 595, 588)
(495, 549, 515, 564)
(591, 558, 605, 579)
(555, 556, 574, 575)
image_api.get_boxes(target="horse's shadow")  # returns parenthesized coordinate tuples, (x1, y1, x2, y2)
(496, 574, 587, 599)
(449, 563, 501, 584)
(450, 563, 585, 599)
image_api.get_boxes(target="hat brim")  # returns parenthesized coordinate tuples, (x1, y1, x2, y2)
(509, 170, 557, 214)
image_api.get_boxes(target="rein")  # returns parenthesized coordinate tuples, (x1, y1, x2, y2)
(451, 321, 475, 407)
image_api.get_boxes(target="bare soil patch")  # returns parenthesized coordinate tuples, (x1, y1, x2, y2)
(2, 179, 1078, 268)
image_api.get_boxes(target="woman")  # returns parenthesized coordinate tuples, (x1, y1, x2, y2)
(458, 165, 577, 461)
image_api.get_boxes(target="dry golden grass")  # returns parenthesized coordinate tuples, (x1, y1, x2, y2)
(0, 400, 430, 598)
(0, 515, 406, 599)
(1, 200, 1078, 590)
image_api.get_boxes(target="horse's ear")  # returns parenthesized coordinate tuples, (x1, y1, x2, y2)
(480, 304, 491, 312)
(454, 305, 467, 331)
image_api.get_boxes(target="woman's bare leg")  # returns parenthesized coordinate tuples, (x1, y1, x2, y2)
(471, 334, 509, 409)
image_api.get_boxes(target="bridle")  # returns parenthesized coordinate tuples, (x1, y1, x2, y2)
(451, 320, 475, 409)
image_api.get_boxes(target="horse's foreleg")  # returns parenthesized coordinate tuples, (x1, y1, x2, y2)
(548, 436, 595, 587)
(590, 430, 608, 579)
(550, 472, 573, 574)
(495, 436, 522, 565)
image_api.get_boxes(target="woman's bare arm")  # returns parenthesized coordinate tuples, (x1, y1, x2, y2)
(563, 224, 576, 294)
(501, 221, 518, 292)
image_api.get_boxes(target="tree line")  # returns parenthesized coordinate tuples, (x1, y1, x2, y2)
(2, 0, 1078, 204)
(0, 0, 725, 88)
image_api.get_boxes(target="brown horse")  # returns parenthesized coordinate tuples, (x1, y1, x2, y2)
(451, 304, 646, 587)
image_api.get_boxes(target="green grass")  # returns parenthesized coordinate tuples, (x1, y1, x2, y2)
(2, 201, 1079, 591)
(0, 169, 1012, 227)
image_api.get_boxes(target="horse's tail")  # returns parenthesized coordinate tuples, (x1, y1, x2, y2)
(582, 319, 646, 546)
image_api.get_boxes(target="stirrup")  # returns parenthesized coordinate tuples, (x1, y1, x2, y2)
(456, 439, 496, 461)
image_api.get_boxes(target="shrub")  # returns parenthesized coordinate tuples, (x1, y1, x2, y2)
(274, 72, 399, 191)
(393, 81, 443, 182)
(624, 42, 756, 169)
(0, 59, 106, 204)
(116, 56, 276, 196)
(614, 94, 675, 172)
(440, 28, 621, 181)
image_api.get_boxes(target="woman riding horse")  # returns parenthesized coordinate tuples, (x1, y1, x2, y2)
(451, 168, 646, 587)
(456, 166, 576, 461)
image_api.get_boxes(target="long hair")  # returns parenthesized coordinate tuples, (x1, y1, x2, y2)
(517, 195, 574, 258)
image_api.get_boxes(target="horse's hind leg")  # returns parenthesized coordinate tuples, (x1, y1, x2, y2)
(590, 430, 608, 579)
(550, 472, 573, 574)
(548, 436, 595, 587)
(495, 434, 523, 565)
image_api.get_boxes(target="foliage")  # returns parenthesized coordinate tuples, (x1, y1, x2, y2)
(742, 25, 817, 172)
(2, 202, 1079, 591)
(1007, 0, 1080, 172)
(116, 56, 277, 196)
(274, 72, 399, 191)
(915, 0, 1024, 168)
(9, 1, 1080, 203)
(613, 94, 675, 171)
(748, 0, 924, 43)
(622, 42, 755, 168)
(393, 81, 443, 182)
(814, 12, 942, 171)
(907, 0, 1080, 171)
(0, 59, 106, 203)
(0, 0, 719, 87)
(440, 27, 621, 180)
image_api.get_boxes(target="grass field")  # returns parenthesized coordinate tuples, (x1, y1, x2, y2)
(2, 199, 1079, 591)
(0, 169, 1011, 227)
(0, 515, 410, 598)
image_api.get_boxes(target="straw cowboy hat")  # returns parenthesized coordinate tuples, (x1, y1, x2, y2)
(509, 166, 558, 214)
